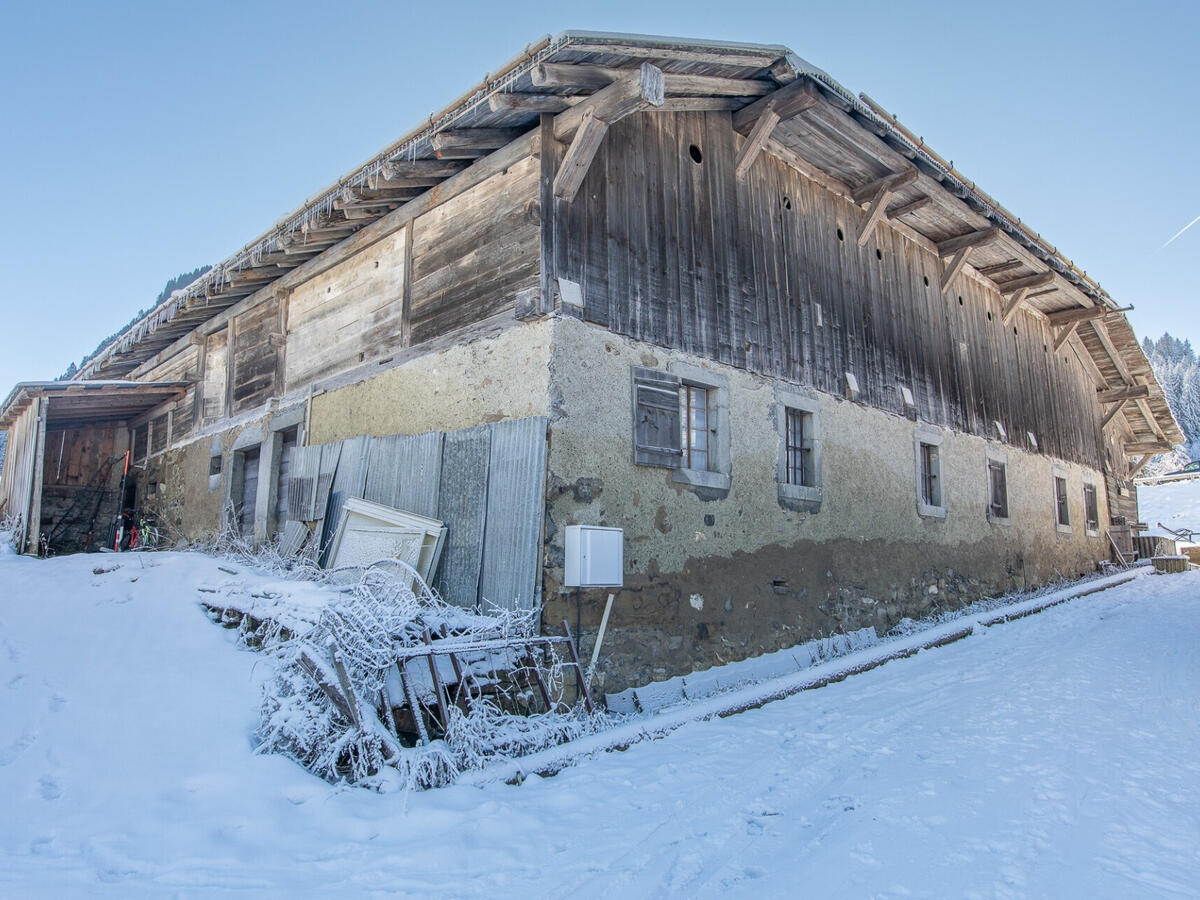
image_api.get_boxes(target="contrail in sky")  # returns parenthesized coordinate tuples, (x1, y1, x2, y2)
(1162, 213, 1200, 248)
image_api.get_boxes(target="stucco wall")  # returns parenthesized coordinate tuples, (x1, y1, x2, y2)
(543, 316, 1111, 693)
(152, 318, 554, 543)
(306, 318, 554, 445)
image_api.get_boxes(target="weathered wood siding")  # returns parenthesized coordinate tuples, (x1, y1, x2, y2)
(200, 329, 228, 425)
(409, 154, 539, 345)
(554, 111, 1104, 469)
(284, 228, 408, 391)
(231, 295, 282, 412)
(140, 344, 199, 441)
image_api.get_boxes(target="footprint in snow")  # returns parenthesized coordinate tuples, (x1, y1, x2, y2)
(49, 694, 67, 712)
(7, 673, 25, 689)
(38, 775, 62, 800)
(0, 731, 36, 766)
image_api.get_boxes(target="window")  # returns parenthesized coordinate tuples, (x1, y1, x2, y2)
(1083, 483, 1099, 533)
(681, 384, 710, 471)
(921, 443, 940, 506)
(1054, 475, 1070, 530)
(987, 458, 1009, 520)
(914, 425, 946, 518)
(785, 408, 815, 487)
(632, 365, 730, 495)
(775, 388, 822, 511)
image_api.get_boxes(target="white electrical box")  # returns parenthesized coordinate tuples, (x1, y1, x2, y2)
(564, 525, 624, 587)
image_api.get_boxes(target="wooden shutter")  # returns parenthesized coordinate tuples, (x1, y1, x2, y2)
(632, 367, 682, 468)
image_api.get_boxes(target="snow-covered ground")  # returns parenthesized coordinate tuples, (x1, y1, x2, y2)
(2, 545, 1199, 897)
(1139, 475, 1200, 539)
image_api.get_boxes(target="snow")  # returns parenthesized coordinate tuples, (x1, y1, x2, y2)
(1139, 476, 1200, 539)
(2, 545, 1199, 896)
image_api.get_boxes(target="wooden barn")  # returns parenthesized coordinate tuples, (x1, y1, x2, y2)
(0, 32, 1182, 692)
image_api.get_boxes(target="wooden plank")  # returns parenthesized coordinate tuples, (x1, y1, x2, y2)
(1000, 287, 1029, 325)
(851, 167, 918, 205)
(1097, 385, 1150, 403)
(937, 226, 1001, 258)
(732, 79, 820, 133)
(940, 245, 973, 290)
(431, 128, 526, 157)
(734, 107, 780, 180)
(997, 270, 1055, 295)
(552, 63, 664, 142)
(1044, 305, 1110, 327)
(553, 111, 610, 202)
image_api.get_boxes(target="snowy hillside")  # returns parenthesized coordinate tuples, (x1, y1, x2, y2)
(1138, 476, 1200, 539)
(2, 545, 1199, 896)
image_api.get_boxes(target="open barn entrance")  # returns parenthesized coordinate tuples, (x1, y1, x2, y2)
(0, 381, 188, 555)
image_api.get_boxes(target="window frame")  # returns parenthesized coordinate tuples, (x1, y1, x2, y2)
(669, 362, 731, 495)
(1053, 466, 1072, 534)
(630, 363, 730, 497)
(913, 425, 946, 519)
(986, 449, 1010, 524)
(1083, 481, 1100, 535)
(775, 387, 822, 512)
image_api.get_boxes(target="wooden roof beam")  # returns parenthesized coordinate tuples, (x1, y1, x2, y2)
(1124, 441, 1173, 455)
(1097, 385, 1150, 404)
(937, 226, 1000, 290)
(551, 64, 665, 202)
(734, 108, 780, 180)
(553, 111, 609, 202)
(886, 195, 931, 220)
(431, 128, 528, 158)
(1128, 454, 1155, 477)
(531, 62, 773, 99)
(732, 79, 821, 134)
(488, 92, 574, 114)
(999, 270, 1056, 295)
(853, 168, 919, 245)
(1043, 304, 1126, 327)
(378, 159, 469, 179)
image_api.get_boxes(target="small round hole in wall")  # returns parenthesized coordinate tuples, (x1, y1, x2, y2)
(958, 296, 964, 306)
(374, 260, 380, 268)
(689, 144, 703, 164)
(781, 195, 792, 210)
(1013, 327, 1018, 336)
(923, 276, 929, 287)
(987, 311, 993, 321)
(1044, 344, 1048, 353)
(875, 248, 883, 261)
(837, 227, 844, 242)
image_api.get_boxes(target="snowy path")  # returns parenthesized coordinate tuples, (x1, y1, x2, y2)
(1, 548, 1198, 897)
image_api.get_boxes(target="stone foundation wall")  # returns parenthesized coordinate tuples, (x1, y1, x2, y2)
(543, 317, 1111, 694)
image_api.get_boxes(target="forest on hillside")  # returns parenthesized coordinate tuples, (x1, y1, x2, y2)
(57, 266, 211, 380)
(1142, 332, 1200, 472)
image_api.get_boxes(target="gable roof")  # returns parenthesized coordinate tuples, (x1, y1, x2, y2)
(70, 31, 1181, 450)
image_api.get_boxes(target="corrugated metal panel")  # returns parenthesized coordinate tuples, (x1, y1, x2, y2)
(478, 416, 548, 613)
(392, 432, 443, 518)
(320, 435, 368, 564)
(286, 445, 323, 522)
(362, 434, 402, 508)
(313, 442, 342, 522)
(434, 424, 491, 608)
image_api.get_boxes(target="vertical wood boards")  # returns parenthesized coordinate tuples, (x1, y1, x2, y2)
(284, 229, 407, 391)
(0, 400, 42, 552)
(201, 329, 228, 424)
(556, 110, 1105, 470)
(409, 155, 540, 345)
(231, 295, 281, 413)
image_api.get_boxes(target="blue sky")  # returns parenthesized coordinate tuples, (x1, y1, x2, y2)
(0, 0, 1196, 392)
